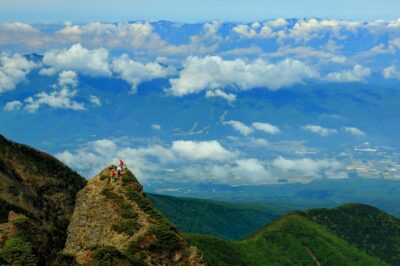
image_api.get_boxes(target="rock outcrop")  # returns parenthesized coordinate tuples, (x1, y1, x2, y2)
(64, 166, 205, 266)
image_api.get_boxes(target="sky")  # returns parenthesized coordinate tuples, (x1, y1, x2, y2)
(1, 0, 400, 23)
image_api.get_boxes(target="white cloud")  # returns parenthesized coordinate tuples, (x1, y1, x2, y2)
(0, 53, 36, 93)
(0, 23, 43, 48)
(272, 156, 342, 177)
(58, 70, 78, 87)
(325, 65, 371, 82)
(233, 158, 272, 182)
(383, 65, 400, 79)
(232, 19, 288, 39)
(169, 56, 318, 96)
(302, 124, 337, 136)
(23, 71, 85, 112)
(283, 18, 361, 42)
(56, 139, 176, 179)
(151, 124, 161, 130)
(252, 122, 280, 135)
(171, 140, 234, 161)
(89, 95, 101, 106)
(40, 43, 111, 77)
(205, 89, 236, 102)
(343, 126, 365, 136)
(224, 120, 253, 136)
(224, 120, 281, 135)
(24, 88, 85, 112)
(3, 100, 22, 111)
(112, 54, 175, 92)
(0, 22, 39, 33)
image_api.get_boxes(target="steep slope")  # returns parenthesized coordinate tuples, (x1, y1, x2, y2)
(0, 135, 86, 265)
(148, 193, 286, 239)
(305, 203, 400, 266)
(186, 206, 393, 266)
(64, 166, 204, 266)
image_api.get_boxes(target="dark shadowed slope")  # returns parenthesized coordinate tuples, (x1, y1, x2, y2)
(0, 134, 87, 265)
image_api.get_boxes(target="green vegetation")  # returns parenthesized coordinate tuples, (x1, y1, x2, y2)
(112, 220, 139, 235)
(0, 134, 87, 264)
(305, 203, 400, 265)
(92, 245, 132, 266)
(100, 174, 109, 181)
(124, 188, 162, 221)
(121, 171, 138, 183)
(11, 215, 29, 226)
(148, 193, 288, 239)
(121, 209, 137, 219)
(101, 188, 121, 200)
(186, 212, 388, 266)
(147, 220, 182, 254)
(0, 236, 38, 266)
(184, 204, 400, 265)
(121, 201, 131, 209)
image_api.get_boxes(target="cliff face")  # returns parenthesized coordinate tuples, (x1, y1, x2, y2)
(0, 135, 87, 265)
(64, 166, 205, 266)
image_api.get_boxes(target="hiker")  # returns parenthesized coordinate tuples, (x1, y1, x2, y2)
(117, 165, 122, 177)
(119, 160, 125, 170)
(110, 168, 116, 183)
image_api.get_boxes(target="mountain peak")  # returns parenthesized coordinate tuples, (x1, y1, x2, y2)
(64, 165, 205, 265)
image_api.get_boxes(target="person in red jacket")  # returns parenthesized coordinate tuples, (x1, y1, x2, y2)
(119, 160, 125, 169)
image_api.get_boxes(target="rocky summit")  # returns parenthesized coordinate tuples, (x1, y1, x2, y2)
(64, 165, 205, 266)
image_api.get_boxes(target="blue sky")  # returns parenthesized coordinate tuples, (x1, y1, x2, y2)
(1, 0, 400, 22)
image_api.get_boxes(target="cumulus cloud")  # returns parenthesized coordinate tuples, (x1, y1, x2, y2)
(205, 89, 236, 102)
(252, 122, 280, 135)
(56, 139, 176, 178)
(0, 23, 44, 48)
(0, 53, 36, 93)
(40, 43, 112, 77)
(325, 65, 371, 82)
(58, 70, 78, 87)
(171, 140, 234, 161)
(232, 19, 288, 39)
(3, 100, 22, 111)
(20, 71, 85, 112)
(224, 120, 253, 136)
(112, 54, 175, 92)
(272, 156, 342, 177)
(24, 88, 85, 112)
(57, 22, 169, 53)
(302, 124, 337, 136)
(343, 126, 365, 136)
(168, 56, 318, 96)
(383, 65, 400, 79)
(283, 18, 361, 42)
(56, 138, 237, 181)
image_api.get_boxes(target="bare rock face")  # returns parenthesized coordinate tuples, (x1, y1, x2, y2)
(64, 166, 205, 266)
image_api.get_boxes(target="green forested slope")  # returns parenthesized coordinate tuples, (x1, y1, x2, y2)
(305, 203, 400, 265)
(185, 205, 396, 266)
(148, 193, 291, 239)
